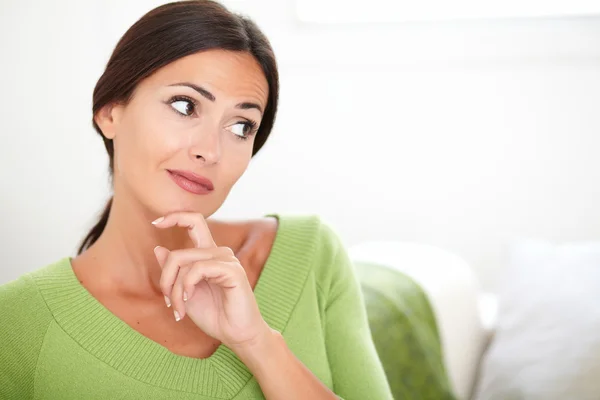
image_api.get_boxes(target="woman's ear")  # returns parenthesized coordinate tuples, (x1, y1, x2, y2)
(94, 103, 122, 140)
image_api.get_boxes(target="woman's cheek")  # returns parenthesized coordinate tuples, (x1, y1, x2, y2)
(145, 121, 187, 162)
(227, 148, 252, 183)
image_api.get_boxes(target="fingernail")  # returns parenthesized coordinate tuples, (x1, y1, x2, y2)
(183, 291, 188, 302)
(174, 310, 181, 322)
(152, 217, 164, 225)
(164, 295, 171, 308)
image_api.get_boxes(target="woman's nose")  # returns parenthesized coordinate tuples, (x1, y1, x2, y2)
(188, 128, 221, 165)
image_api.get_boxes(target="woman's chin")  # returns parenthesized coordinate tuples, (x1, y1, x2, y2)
(154, 201, 219, 218)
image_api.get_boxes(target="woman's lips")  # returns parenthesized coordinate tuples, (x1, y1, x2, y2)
(167, 169, 214, 195)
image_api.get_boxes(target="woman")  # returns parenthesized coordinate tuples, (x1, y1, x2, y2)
(0, 1, 393, 399)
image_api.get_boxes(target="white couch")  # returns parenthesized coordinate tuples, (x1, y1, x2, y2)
(349, 241, 497, 400)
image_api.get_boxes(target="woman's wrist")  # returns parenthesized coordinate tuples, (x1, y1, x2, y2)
(229, 324, 285, 375)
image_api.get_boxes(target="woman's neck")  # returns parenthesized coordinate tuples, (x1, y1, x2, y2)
(77, 192, 195, 297)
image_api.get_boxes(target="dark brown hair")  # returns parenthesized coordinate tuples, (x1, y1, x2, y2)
(78, 0, 279, 254)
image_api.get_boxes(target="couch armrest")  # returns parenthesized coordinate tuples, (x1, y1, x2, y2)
(349, 241, 495, 400)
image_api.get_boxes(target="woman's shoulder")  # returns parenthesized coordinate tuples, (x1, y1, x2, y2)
(0, 262, 61, 397)
(217, 213, 351, 283)
(0, 268, 43, 305)
(0, 261, 63, 320)
(274, 214, 346, 256)
(217, 213, 338, 254)
(269, 214, 353, 287)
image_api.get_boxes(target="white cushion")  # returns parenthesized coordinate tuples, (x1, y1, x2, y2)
(473, 239, 600, 400)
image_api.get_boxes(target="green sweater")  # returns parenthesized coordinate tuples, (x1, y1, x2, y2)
(0, 215, 393, 399)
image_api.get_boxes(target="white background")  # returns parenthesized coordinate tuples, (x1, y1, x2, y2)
(1, 0, 599, 290)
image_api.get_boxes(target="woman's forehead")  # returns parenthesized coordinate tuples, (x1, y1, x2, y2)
(143, 50, 268, 107)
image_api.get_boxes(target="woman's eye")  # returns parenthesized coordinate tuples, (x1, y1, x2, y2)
(229, 122, 253, 137)
(170, 99, 195, 116)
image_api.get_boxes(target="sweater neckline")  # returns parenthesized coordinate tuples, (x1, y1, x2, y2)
(33, 214, 320, 398)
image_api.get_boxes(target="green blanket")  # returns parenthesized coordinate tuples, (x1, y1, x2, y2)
(355, 262, 456, 400)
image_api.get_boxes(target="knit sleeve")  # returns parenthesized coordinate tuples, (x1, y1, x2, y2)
(0, 274, 53, 399)
(318, 224, 394, 400)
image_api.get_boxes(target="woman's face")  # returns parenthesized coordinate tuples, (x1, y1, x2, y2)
(97, 49, 269, 218)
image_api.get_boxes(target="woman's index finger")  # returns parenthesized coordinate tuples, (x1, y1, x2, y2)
(152, 212, 217, 248)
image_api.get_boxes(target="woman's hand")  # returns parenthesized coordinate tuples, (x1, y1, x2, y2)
(152, 212, 270, 349)
(152, 212, 340, 400)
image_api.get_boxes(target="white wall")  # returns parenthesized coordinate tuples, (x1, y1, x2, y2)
(1, 0, 599, 290)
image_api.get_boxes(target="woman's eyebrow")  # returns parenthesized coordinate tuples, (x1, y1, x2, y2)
(236, 102, 262, 113)
(168, 82, 263, 113)
(169, 82, 215, 101)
